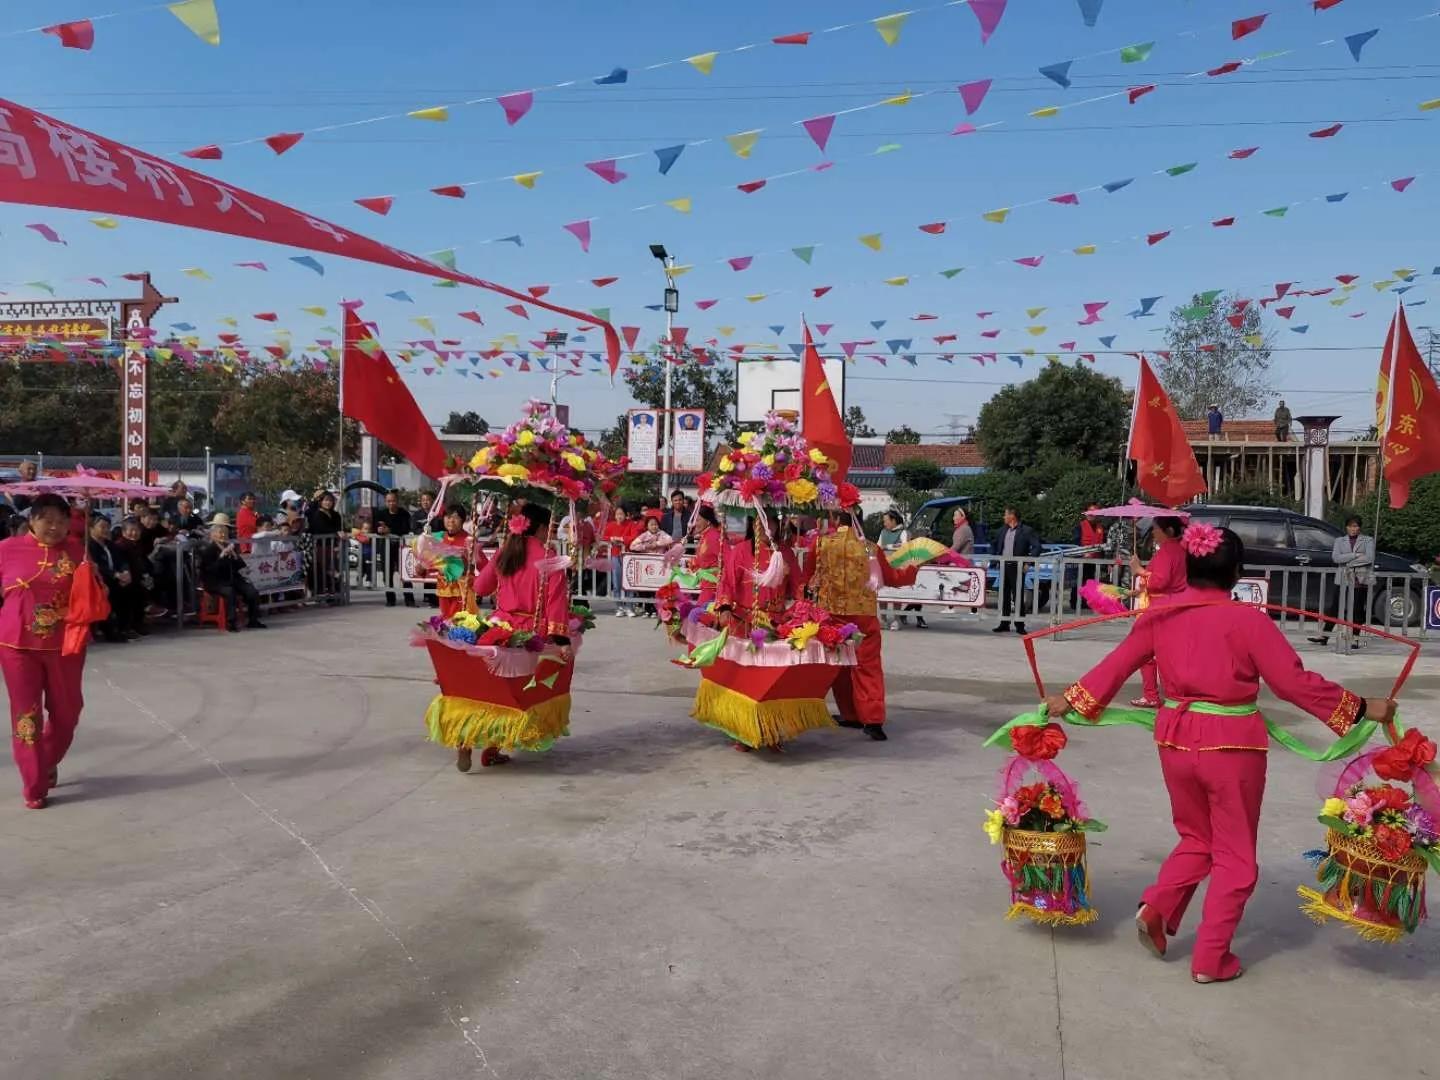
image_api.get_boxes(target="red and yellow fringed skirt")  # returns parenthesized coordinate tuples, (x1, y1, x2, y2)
(423, 639, 573, 754)
(693, 657, 840, 749)
(1299, 830, 1428, 943)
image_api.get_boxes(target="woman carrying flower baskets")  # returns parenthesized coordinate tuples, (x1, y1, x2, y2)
(1044, 523, 1396, 984)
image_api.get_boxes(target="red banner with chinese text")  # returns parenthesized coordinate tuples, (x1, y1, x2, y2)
(0, 98, 621, 374)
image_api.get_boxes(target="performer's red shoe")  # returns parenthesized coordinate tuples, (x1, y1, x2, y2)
(1135, 903, 1167, 959)
(47, 767, 58, 788)
(24, 797, 47, 810)
(480, 747, 511, 767)
(732, 742, 752, 753)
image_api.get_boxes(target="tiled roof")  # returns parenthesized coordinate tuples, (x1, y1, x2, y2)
(850, 443, 886, 471)
(883, 442, 987, 468)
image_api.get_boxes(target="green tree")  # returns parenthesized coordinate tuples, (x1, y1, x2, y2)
(441, 410, 489, 435)
(1036, 464, 1121, 543)
(974, 361, 1129, 474)
(891, 457, 945, 493)
(1158, 292, 1275, 419)
(844, 405, 877, 439)
(886, 424, 921, 444)
(248, 442, 342, 502)
(214, 369, 358, 456)
(944, 472, 1037, 533)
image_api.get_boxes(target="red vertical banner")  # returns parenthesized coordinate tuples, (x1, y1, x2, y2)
(121, 309, 148, 484)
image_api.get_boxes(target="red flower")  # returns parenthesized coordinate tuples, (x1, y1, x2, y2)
(817, 624, 842, 648)
(1373, 729, 1438, 782)
(695, 471, 713, 492)
(783, 462, 803, 482)
(1367, 785, 1411, 812)
(1010, 723, 1068, 761)
(477, 626, 512, 647)
(1038, 792, 1066, 820)
(655, 583, 680, 602)
(740, 477, 768, 500)
(1014, 782, 1046, 814)
(1374, 823, 1414, 860)
(837, 482, 861, 509)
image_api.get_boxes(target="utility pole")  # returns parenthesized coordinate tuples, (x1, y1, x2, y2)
(650, 244, 680, 498)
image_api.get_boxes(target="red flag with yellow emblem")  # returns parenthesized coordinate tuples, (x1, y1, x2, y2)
(1128, 355, 1206, 505)
(801, 321, 852, 481)
(343, 309, 449, 479)
(1376, 302, 1440, 509)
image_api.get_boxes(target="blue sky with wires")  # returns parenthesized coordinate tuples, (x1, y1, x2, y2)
(2, 0, 1437, 438)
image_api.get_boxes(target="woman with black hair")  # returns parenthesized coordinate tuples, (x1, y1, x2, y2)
(1129, 516, 1188, 708)
(446, 502, 574, 769)
(691, 503, 722, 609)
(0, 493, 89, 808)
(1047, 524, 1396, 984)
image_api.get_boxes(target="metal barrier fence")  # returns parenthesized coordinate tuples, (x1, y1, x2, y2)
(345, 538, 1432, 647)
(161, 533, 348, 629)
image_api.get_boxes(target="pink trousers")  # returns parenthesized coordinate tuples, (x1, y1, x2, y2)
(1140, 660, 1160, 701)
(0, 648, 85, 802)
(1141, 745, 1266, 980)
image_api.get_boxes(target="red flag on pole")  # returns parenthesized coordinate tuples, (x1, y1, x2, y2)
(1376, 302, 1440, 508)
(801, 321, 852, 481)
(343, 310, 449, 480)
(1128, 355, 1207, 505)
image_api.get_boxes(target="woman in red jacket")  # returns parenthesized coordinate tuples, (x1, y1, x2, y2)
(602, 506, 641, 616)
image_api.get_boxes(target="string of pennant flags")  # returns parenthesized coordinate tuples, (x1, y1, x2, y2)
(306, 10, 1436, 266)
(239, 1, 1401, 246)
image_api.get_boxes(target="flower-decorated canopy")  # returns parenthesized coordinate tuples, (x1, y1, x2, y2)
(696, 411, 860, 512)
(446, 399, 625, 503)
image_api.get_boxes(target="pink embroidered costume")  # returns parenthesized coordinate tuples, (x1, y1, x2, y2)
(1134, 538, 1187, 704)
(1062, 586, 1364, 981)
(0, 531, 88, 805)
(473, 536, 570, 639)
(714, 537, 798, 629)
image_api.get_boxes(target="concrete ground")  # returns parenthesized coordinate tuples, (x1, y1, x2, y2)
(4, 598, 1438, 1080)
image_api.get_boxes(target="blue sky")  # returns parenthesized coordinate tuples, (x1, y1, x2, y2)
(3, 0, 1437, 439)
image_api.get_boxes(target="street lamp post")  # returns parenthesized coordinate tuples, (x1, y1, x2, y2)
(651, 244, 680, 498)
(544, 331, 569, 404)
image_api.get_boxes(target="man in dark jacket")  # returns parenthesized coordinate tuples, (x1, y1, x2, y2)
(197, 522, 266, 631)
(373, 488, 415, 608)
(992, 506, 1042, 635)
(658, 490, 689, 542)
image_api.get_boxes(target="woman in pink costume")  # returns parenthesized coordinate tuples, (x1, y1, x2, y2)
(1129, 516, 1188, 707)
(0, 494, 88, 809)
(691, 504, 723, 608)
(1046, 524, 1395, 984)
(713, 512, 798, 632)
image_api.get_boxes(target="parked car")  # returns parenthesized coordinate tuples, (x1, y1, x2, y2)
(908, 496, 988, 548)
(1178, 504, 1427, 625)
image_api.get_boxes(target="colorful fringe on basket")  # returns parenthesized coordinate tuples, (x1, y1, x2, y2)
(424, 692, 570, 754)
(691, 679, 836, 749)
(1002, 828, 1099, 927)
(1296, 830, 1428, 943)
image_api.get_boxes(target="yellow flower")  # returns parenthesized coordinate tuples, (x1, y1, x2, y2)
(787, 620, 821, 650)
(983, 809, 1005, 845)
(453, 612, 482, 631)
(785, 477, 818, 504)
(1322, 797, 1348, 819)
(738, 431, 755, 446)
(563, 452, 587, 472)
(468, 447, 491, 469)
(808, 447, 829, 465)
(496, 463, 531, 483)
(752, 610, 774, 630)
(516, 429, 536, 447)
(709, 474, 723, 490)
(718, 456, 735, 473)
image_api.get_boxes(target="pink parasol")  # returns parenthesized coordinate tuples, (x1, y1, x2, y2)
(1085, 498, 1191, 520)
(1, 465, 168, 501)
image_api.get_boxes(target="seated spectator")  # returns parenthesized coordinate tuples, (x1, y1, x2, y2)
(197, 521, 267, 631)
(110, 516, 153, 636)
(161, 480, 188, 520)
(167, 497, 204, 535)
(87, 514, 137, 642)
(137, 505, 166, 558)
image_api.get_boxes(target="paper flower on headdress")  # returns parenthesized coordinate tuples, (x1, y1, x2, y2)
(507, 514, 529, 536)
(1181, 521, 1223, 557)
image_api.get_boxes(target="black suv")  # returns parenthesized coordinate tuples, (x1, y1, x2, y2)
(1179, 504, 1426, 625)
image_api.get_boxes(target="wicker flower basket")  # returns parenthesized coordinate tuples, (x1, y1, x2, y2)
(1298, 829, 1428, 942)
(1001, 827, 1098, 927)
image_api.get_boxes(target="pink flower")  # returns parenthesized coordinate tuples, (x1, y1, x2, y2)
(1181, 522, 1223, 557)
(1000, 796, 1022, 826)
(1343, 795, 1376, 826)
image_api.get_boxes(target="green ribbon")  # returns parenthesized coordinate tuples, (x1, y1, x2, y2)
(985, 703, 1382, 763)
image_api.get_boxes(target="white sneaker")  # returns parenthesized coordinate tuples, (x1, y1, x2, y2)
(625, 610, 637, 617)
(614, 609, 626, 617)
(886, 621, 900, 631)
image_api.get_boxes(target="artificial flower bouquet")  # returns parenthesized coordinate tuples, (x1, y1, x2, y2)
(1299, 727, 1439, 941)
(985, 722, 1106, 927)
(459, 399, 625, 500)
(694, 411, 861, 511)
(1078, 579, 1129, 616)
